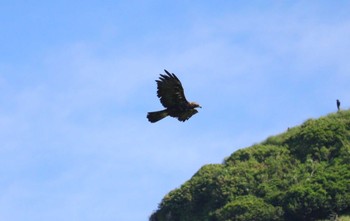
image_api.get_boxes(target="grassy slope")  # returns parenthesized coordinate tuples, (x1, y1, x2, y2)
(150, 110, 350, 221)
(338, 215, 350, 221)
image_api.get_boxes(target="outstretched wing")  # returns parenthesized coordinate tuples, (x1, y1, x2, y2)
(156, 70, 189, 108)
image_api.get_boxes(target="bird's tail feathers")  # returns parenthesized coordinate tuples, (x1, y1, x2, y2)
(147, 110, 168, 123)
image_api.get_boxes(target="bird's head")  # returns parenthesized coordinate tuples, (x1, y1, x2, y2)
(189, 102, 202, 109)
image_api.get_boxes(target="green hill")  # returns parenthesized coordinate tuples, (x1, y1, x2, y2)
(150, 110, 350, 221)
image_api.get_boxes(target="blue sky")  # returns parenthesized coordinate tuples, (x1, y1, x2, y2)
(1, 1, 350, 220)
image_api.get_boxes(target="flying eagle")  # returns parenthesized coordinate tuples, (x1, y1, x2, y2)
(147, 70, 201, 123)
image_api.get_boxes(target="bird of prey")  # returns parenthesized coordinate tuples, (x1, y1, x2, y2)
(147, 70, 201, 123)
(337, 99, 341, 111)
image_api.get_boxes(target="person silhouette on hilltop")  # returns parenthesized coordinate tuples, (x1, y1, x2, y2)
(337, 99, 341, 111)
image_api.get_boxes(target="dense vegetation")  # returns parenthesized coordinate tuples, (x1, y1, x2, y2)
(150, 110, 350, 221)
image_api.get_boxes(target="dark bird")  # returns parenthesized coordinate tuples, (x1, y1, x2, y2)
(337, 99, 341, 111)
(147, 70, 201, 123)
